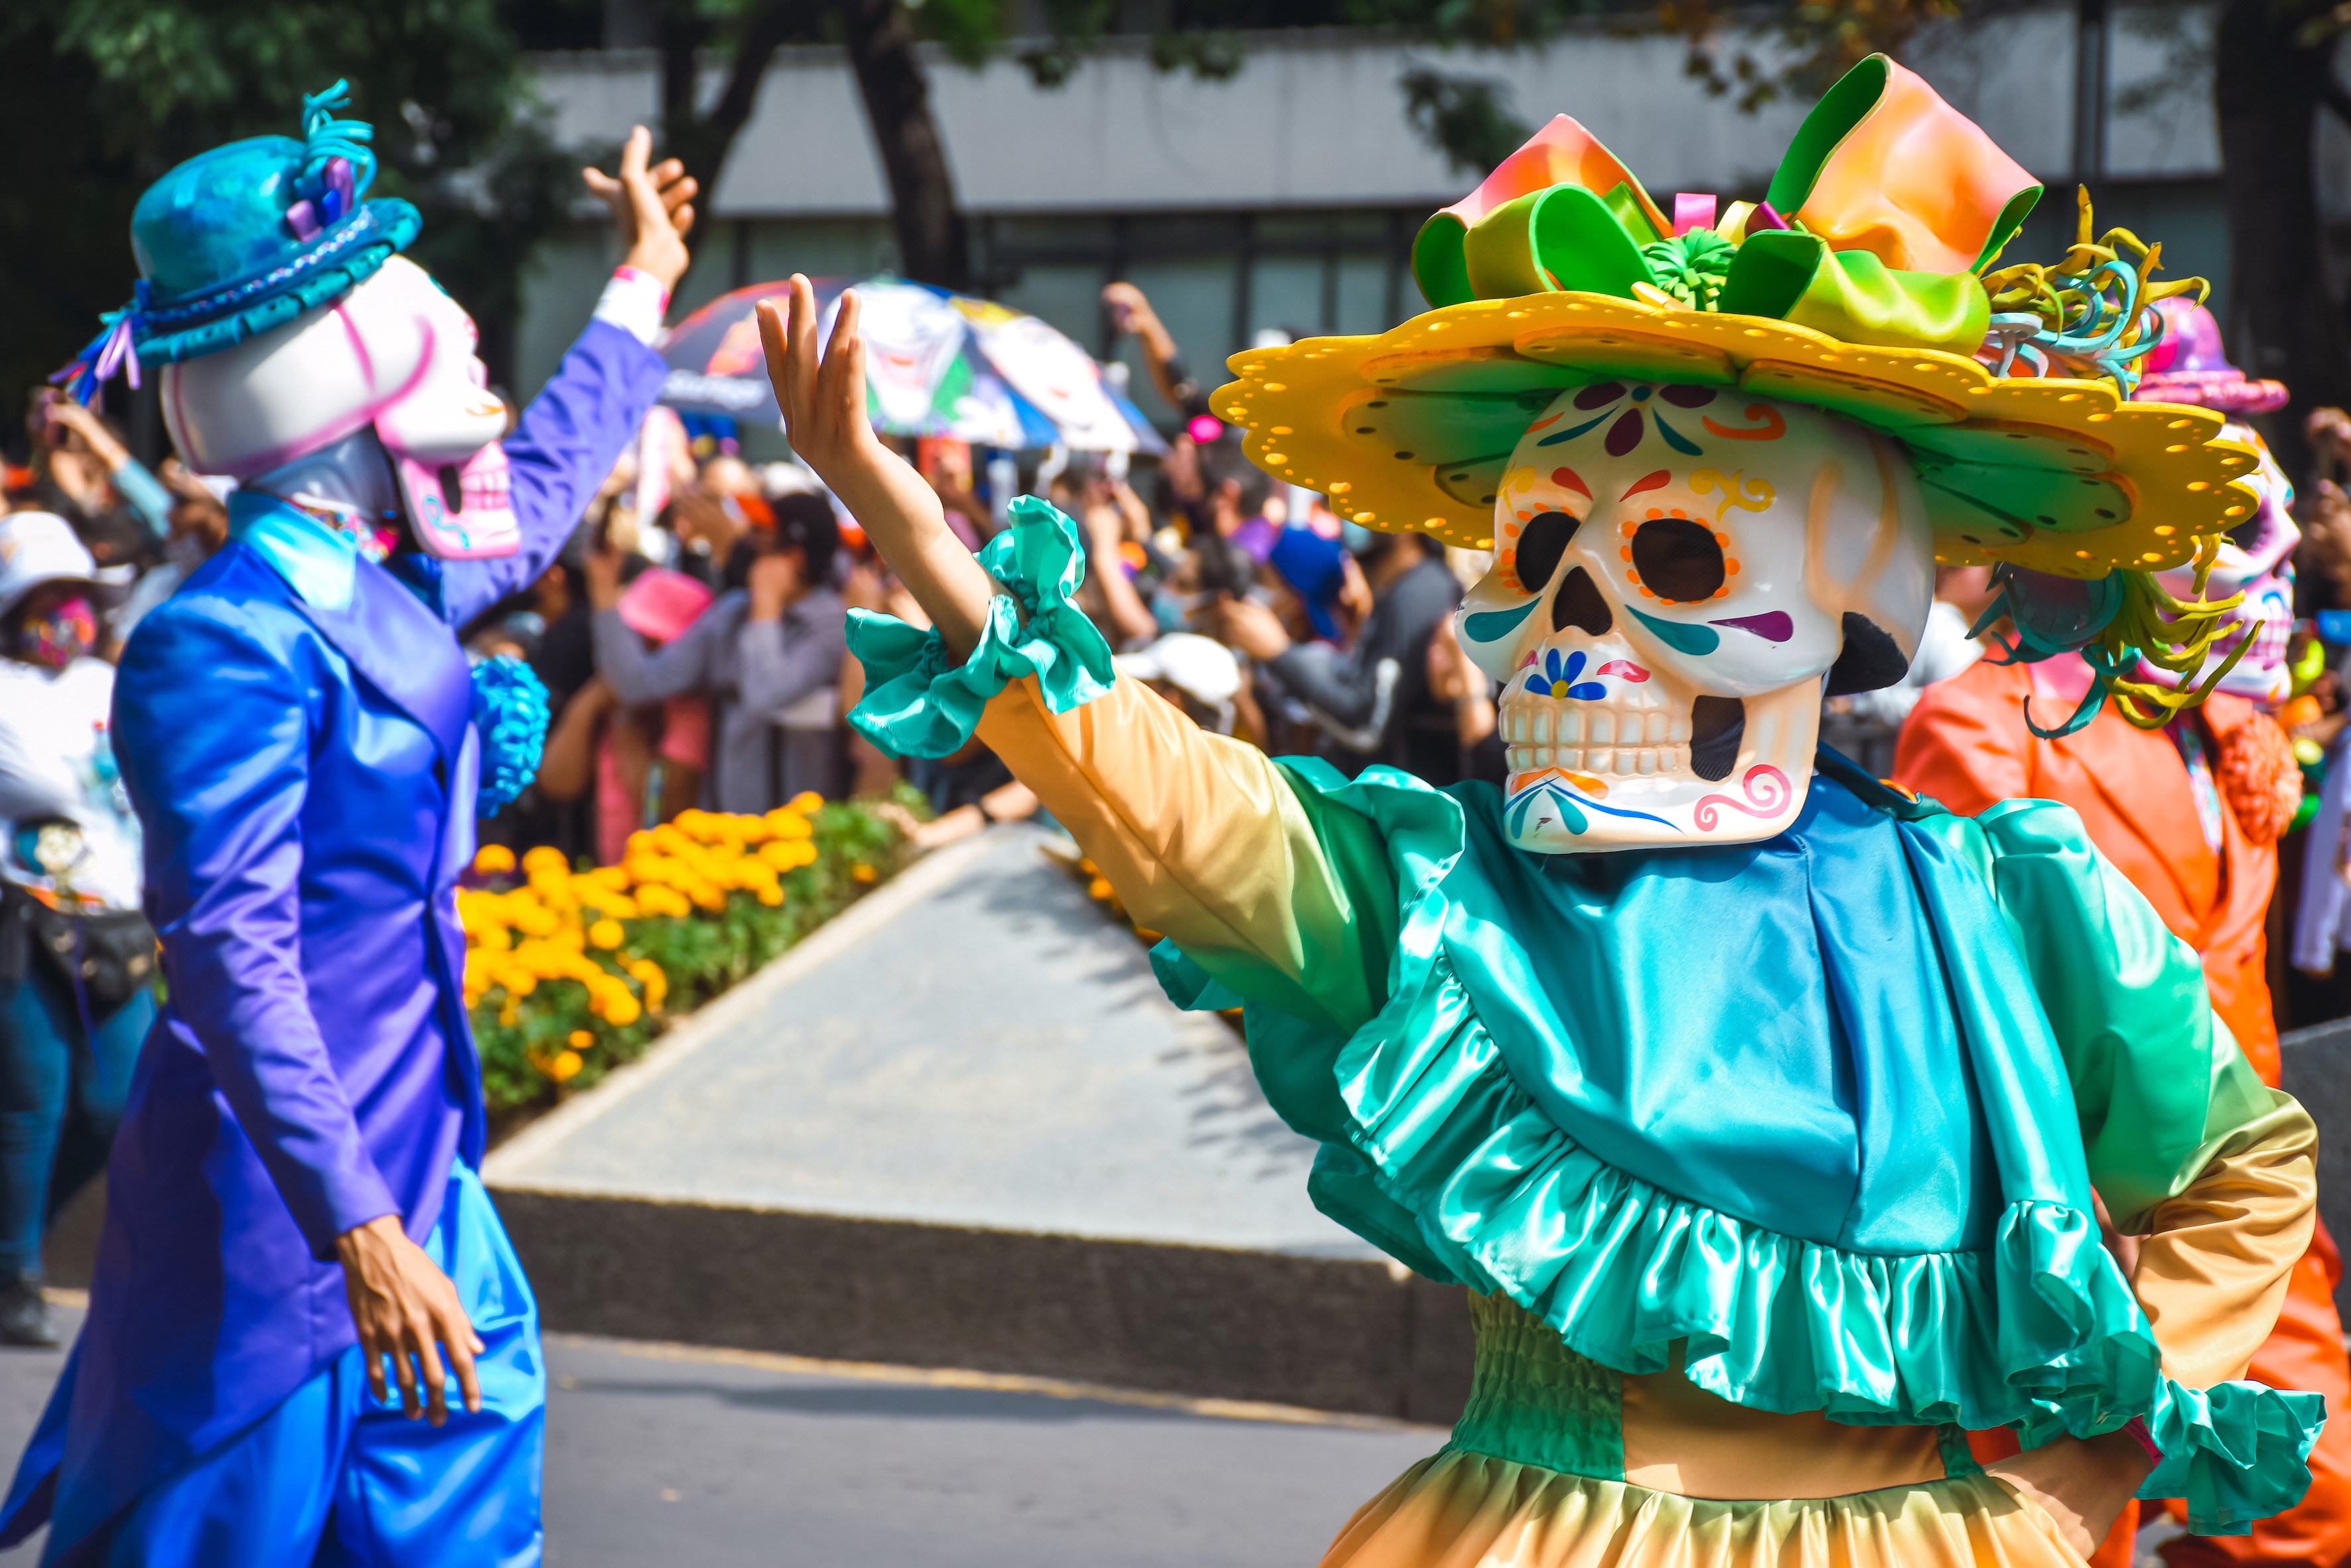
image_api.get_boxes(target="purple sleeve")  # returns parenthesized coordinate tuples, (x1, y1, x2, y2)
(441, 319, 670, 628)
(113, 601, 399, 1257)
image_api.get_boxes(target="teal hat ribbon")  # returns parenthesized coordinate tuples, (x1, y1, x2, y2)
(56, 80, 421, 402)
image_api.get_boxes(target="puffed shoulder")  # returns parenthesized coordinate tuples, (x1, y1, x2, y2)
(843, 497, 1115, 758)
(116, 545, 316, 675)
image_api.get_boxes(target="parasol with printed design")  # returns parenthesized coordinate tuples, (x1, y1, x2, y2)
(659, 275, 1165, 455)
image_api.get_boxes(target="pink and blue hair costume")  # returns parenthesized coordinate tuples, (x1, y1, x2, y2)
(1, 88, 664, 1565)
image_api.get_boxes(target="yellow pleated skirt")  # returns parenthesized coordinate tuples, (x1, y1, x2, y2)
(1318, 1450, 2092, 1568)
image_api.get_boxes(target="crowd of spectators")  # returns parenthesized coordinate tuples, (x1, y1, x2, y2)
(21, 275, 2351, 1346)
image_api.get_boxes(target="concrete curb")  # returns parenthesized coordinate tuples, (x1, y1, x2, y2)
(496, 1187, 1473, 1423)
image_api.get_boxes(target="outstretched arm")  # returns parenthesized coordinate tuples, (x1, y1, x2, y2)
(440, 127, 696, 626)
(758, 280, 993, 654)
(758, 278, 1386, 1034)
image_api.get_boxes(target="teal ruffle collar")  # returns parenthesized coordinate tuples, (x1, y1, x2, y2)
(1157, 761, 2318, 1533)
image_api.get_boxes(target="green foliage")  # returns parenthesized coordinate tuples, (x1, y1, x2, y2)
(0, 0, 575, 416)
(468, 798, 912, 1123)
(1399, 66, 1533, 175)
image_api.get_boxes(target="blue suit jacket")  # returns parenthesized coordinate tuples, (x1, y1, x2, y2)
(1, 319, 666, 1552)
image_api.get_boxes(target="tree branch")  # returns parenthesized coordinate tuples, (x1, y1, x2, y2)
(705, 0, 811, 148)
(2322, 72, 2351, 129)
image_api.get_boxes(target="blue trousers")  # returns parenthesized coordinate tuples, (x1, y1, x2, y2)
(0, 970, 149, 1282)
(44, 1162, 543, 1568)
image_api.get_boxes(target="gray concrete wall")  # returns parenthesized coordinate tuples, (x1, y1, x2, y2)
(2280, 1019, 2351, 1321)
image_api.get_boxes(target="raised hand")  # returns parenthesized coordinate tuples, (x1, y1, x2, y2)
(582, 125, 697, 293)
(756, 277, 993, 652)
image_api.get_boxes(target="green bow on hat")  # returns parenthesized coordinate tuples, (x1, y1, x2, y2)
(1411, 54, 2042, 361)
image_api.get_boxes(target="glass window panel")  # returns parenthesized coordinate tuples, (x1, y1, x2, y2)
(1336, 254, 1394, 336)
(1249, 255, 1324, 342)
(515, 228, 622, 401)
(993, 262, 1109, 357)
(1116, 256, 1236, 425)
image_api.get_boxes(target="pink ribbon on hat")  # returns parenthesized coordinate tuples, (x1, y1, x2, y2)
(1672, 194, 1791, 237)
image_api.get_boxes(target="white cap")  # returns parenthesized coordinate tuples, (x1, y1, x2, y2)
(0, 512, 98, 620)
(1113, 632, 1243, 706)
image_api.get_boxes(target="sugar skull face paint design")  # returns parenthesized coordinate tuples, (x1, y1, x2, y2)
(1457, 383, 1934, 853)
(2135, 421, 2299, 706)
(161, 257, 519, 560)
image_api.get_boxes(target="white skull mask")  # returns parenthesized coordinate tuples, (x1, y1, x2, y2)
(162, 256, 517, 559)
(1455, 383, 1933, 853)
(2137, 420, 2299, 705)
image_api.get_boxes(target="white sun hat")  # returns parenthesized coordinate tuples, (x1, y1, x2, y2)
(0, 512, 99, 621)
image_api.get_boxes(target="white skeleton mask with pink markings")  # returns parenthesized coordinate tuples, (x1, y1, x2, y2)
(2128, 423, 2297, 706)
(1454, 382, 1932, 853)
(160, 256, 517, 560)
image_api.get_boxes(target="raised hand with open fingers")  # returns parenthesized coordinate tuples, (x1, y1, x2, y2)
(756, 276, 996, 653)
(582, 125, 696, 293)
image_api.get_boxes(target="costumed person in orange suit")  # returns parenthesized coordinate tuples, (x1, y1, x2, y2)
(1897, 299, 2346, 1568)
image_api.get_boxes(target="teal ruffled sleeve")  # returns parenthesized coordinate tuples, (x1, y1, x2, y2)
(844, 496, 1115, 758)
(1952, 797, 2328, 1532)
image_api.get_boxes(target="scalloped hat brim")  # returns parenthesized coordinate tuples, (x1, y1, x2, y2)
(135, 198, 421, 367)
(1213, 291, 2261, 580)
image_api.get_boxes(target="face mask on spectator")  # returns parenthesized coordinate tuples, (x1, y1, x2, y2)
(17, 597, 97, 669)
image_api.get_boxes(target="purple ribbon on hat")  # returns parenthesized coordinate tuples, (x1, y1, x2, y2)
(285, 156, 356, 244)
(50, 279, 149, 406)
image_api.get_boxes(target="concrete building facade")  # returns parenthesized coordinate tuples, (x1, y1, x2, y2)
(516, 8, 2341, 434)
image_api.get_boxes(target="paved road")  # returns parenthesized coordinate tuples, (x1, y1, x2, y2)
(0, 1304, 1441, 1566)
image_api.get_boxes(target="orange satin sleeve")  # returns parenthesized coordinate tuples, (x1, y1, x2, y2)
(1890, 660, 2034, 817)
(975, 674, 1386, 1036)
(2131, 1086, 2319, 1390)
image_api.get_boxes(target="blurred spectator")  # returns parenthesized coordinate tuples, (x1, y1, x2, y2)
(1103, 282, 1222, 539)
(1207, 527, 1463, 782)
(918, 439, 991, 550)
(103, 461, 232, 657)
(1427, 614, 1505, 786)
(545, 567, 712, 864)
(2306, 409, 2351, 608)
(26, 394, 168, 571)
(0, 512, 155, 1346)
(875, 776, 1042, 852)
(1102, 283, 1212, 430)
(666, 479, 750, 592)
(1265, 526, 1353, 647)
(589, 490, 848, 814)
(1115, 632, 1254, 739)
(1070, 473, 1161, 648)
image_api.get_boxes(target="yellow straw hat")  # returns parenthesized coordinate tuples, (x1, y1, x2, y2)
(1213, 56, 2258, 584)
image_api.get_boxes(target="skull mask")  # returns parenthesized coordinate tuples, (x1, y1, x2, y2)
(161, 255, 518, 559)
(1455, 382, 1933, 853)
(2135, 420, 2298, 706)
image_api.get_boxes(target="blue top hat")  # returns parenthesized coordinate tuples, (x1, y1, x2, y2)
(58, 82, 421, 403)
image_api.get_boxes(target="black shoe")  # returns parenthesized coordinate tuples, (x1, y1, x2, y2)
(0, 1281, 59, 1348)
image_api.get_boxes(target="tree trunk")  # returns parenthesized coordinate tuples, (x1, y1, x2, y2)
(659, 1, 806, 260)
(2214, 0, 2349, 476)
(837, 0, 972, 291)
